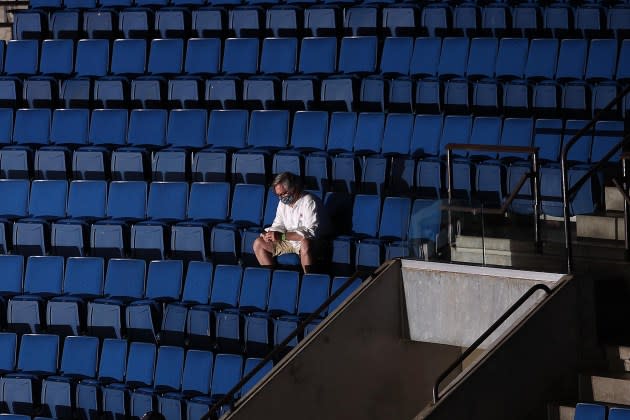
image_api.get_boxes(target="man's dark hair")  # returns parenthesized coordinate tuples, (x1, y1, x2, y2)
(272, 172, 304, 194)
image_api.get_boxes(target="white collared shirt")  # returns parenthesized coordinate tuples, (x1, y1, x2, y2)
(266, 192, 330, 240)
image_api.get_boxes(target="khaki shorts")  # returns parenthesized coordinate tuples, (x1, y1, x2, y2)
(272, 240, 302, 257)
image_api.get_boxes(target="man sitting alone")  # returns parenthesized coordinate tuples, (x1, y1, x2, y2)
(253, 172, 330, 273)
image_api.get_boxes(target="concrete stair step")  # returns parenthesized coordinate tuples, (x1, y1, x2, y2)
(582, 373, 630, 406)
(606, 345, 630, 373)
(576, 213, 625, 241)
(606, 186, 626, 213)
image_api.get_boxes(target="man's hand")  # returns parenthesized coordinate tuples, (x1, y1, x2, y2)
(263, 231, 280, 243)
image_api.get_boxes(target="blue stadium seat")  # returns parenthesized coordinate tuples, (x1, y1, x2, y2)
(481, 4, 509, 37)
(23, 39, 74, 108)
(72, 109, 128, 180)
(216, 267, 271, 353)
(466, 38, 497, 80)
(544, 4, 573, 38)
(161, 261, 213, 345)
(585, 39, 617, 82)
(2, 108, 51, 179)
(452, 3, 479, 37)
(90, 181, 147, 258)
(112, 109, 168, 181)
(82, 9, 116, 39)
(192, 109, 248, 182)
(158, 349, 213, 420)
(575, 5, 605, 38)
(244, 269, 298, 356)
(437, 37, 469, 80)
(556, 39, 587, 82)
(382, 4, 419, 37)
(609, 6, 630, 39)
(12, 180, 67, 257)
(592, 81, 619, 119)
(374, 37, 413, 108)
(304, 6, 340, 37)
(1, 334, 59, 415)
(101, 341, 156, 419)
(232, 110, 290, 184)
(0, 180, 29, 254)
(525, 38, 559, 81)
(94, 39, 146, 108)
(591, 120, 624, 165)
(609, 408, 630, 420)
(46, 257, 104, 336)
(126, 260, 184, 342)
(192, 8, 225, 38)
(344, 6, 378, 37)
(12, 11, 47, 41)
(187, 353, 242, 419)
(49, 9, 81, 40)
(229, 6, 264, 38)
(0, 332, 17, 374)
(265, 6, 299, 38)
(7, 256, 63, 334)
(187, 264, 243, 347)
(75, 338, 128, 420)
(130, 182, 188, 259)
(129, 346, 184, 418)
(495, 38, 528, 81)
(87, 258, 146, 339)
(574, 403, 606, 420)
(421, 3, 450, 37)
(0, 255, 24, 329)
(356, 197, 411, 271)
(40, 336, 99, 419)
(0, 41, 38, 107)
(0, 107, 12, 147)
(328, 276, 361, 312)
(241, 358, 273, 396)
(118, 8, 152, 39)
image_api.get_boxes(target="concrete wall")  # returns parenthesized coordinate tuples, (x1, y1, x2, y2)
(414, 275, 580, 420)
(402, 261, 567, 348)
(227, 260, 462, 420)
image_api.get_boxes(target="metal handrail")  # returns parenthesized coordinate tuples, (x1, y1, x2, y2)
(432, 283, 553, 404)
(201, 270, 366, 420)
(560, 83, 630, 274)
(616, 152, 630, 258)
(445, 144, 542, 249)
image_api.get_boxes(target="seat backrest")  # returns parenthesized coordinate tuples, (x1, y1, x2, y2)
(127, 109, 168, 148)
(268, 269, 299, 315)
(299, 37, 337, 74)
(410, 114, 443, 157)
(153, 345, 185, 391)
(380, 113, 413, 156)
(222, 37, 259, 75)
(438, 115, 473, 156)
(106, 181, 147, 219)
(352, 194, 380, 237)
(329, 276, 361, 313)
(51, 109, 89, 146)
(239, 267, 271, 312)
(230, 183, 265, 225)
(408, 199, 442, 242)
(498, 118, 534, 160)
(379, 197, 411, 241)
(380, 36, 412, 76)
(338, 36, 377, 74)
(482, 4, 508, 30)
(67, 180, 107, 219)
(263, 186, 279, 227)
(60, 335, 99, 378)
(247, 110, 289, 149)
(353, 112, 384, 154)
(75, 39, 109, 78)
(591, 120, 624, 164)
(565, 119, 592, 163)
(145, 260, 183, 300)
(303, 7, 337, 37)
(185, 38, 221, 75)
(345, 6, 377, 35)
(260, 37, 297, 75)
(241, 358, 272, 396)
(28, 180, 67, 218)
(0, 332, 17, 372)
(147, 38, 184, 75)
(512, 4, 540, 31)
(24, 255, 64, 294)
(297, 273, 330, 316)
(39, 39, 74, 76)
(17, 333, 59, 374)
(524, 38, 559, 80)
(63, 257, 104, 296)
(13, 108, 51, 146)
(609, 408, 630, 420)
(181, 349, 213, 394)
(466, 37, 497, 80)
(103, 258, 146, 299)
(210, 264, 243, 309)
(98, 338, 127, 382)
(544, 4, 571, 31)
(0, 108, 13, 146)
(89, 109, 128, 147)
(211, 354, 243, 398)
(146, 182, 188, 221)
(556, 39, 587, 81)
(534, 119, 563, 162)
(575, 5, 601, 31)
(180, 261, 213, 304)
(207, 110, 248, 149)
(410, 37, 442, 78)
(585, 39, 617, 81)
(167, 109, 207, 149)
(4, 40, 38, 75)
(188, 182, 230, 221)
(495, 38, 528, 80)
(110, 39, 146, 75)
(421, 4, 449, 36)
(125, 341, 156, 387)
(0, 254, 24, 295)
(574, 403, 606, 420)
(0, 180, 29, 219)
(453, 3, 478, 31)
(468, 116, 502, 159)
(327, 112, 357, 153)
(290, 111, 328, 151)
(437, 37, 469, 79)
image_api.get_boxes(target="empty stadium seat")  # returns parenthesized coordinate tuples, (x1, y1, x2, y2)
(574, 403, 606, 420)
(328, 276, 361, 313)
(0, 180, 30, 254)
(0, 332, 18, 374)
(0, 256, 24, 329)
(2, 108, 51, 179)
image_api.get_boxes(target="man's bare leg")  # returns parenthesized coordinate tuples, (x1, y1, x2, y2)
(253, 237, 275, 267)
(300, 238, 313, 273)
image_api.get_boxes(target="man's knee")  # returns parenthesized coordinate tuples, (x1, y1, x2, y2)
(253, 237, 266, 253)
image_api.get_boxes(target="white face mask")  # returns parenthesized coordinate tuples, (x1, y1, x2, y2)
(280, 194, 294, 205)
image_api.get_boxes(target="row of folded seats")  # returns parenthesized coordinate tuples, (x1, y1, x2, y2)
(0, 333, 274, 419)
(0, 36, 628, 116)
(574, 403, 630, 420)
(0, 106, 624, 209)
(13, 0, 630, 42)
(0, 255, 361, 352)
(0, 178, 442, 271)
